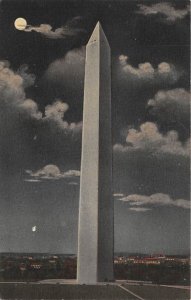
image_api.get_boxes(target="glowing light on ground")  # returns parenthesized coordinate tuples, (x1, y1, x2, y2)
(32, 226, 37, 232)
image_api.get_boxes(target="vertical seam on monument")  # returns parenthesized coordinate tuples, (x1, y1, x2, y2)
(97, 22, 100, 282)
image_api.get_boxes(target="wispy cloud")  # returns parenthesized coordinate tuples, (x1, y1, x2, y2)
(25, 164, 80, 181)
(137, 2, 190, 23)
(67, 182, 79, 186)
(119, 193, 190, 210)
(62, 169, 81, 178)
(129, 207, 152, 212)
(24, 16, 86, 39)
(113, 193, 124, 197)
(118, 55, 181, 85)
(24, 179, 41, 183)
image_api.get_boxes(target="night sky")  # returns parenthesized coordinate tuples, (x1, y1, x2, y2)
(0, 0, 190, 254)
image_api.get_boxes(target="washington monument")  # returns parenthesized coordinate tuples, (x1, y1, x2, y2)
(77, 22, 114, 284)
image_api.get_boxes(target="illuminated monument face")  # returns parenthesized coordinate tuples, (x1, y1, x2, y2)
(77, 22, 114, 284)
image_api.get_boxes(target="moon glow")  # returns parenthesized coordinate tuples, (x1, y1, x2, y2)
(14, 18, 27, 30)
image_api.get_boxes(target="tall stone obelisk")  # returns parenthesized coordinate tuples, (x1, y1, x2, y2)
(77, 22, 114, 284)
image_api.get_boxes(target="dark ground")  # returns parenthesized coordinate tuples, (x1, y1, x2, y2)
(0, 282, 190, 300)
(123, 284, 190, 300)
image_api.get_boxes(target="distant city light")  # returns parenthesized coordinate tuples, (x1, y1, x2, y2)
(32, 226, 37, 232)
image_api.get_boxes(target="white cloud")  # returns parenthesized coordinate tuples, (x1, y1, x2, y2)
(26, 164, 80, 180)
(62, 169, 81, 178)
(24, 16, 86, 39)
(137, 2, 190, 23)
(114, 122, 190, 157)
(147, 88, 190, 125)
(0, 60, 24, 101)
(119, 193, 190, 210)
(67, 182, 79, 186)
(129, 207, 152, 212)
(113, 193, 124, 197)
(24, 179, 41, 183)
(0, 60, 41, 119)
(0, 60, 83, 177)
(44, 101, 69, 128)
(118, 55, 181, 84)
(25, 24, 71, 39)
(0, 60, 82, 133)
(27, 164, 61, 179)
(45, 101, 69, 119)
(20, 99, 42, 119)
(43, 100, 82, 133)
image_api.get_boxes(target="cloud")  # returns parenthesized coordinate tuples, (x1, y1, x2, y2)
(44, 101, 69, 128)
(17, 64, 36, 88)
(0, 60, 82, 175)
(40, 47, 85, 112)
(43, 47, 85, 100)
(26, 164, 80, 180)
(24, 179, 41, 183)
(62, 169, 81, 178)
(113, 193, 124, 197)
(67, 182, 79, 186)
(20, 99, 42, 119)
(42, 100, 82, 134)
(45, 47, 85, 78)
(119, 193, 190, 210)
(118, 55, 181, 85)
(137, 2, 190, 23)
(147, 88, 190, 131)
(24, 16, 86, 39)
(129, 207, 152, 212)
(0, 60, 82, 130)
(114, 122, 190, 157)
(113, 121, 190, 199)
(0, 60, 42, 119)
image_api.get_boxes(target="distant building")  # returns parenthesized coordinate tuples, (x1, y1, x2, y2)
(30, 263, 42, 269)
(19, 263, 27, 271)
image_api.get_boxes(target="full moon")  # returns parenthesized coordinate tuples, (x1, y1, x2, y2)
(14, 18, 27, 30)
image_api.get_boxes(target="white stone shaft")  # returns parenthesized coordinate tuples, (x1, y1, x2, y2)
(77, 22, 114, 284)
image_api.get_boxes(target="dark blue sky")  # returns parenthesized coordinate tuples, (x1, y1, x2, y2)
(0, 0, 190, 254)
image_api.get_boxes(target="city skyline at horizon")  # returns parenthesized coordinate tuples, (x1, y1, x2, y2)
(0, 0, 190, 255)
